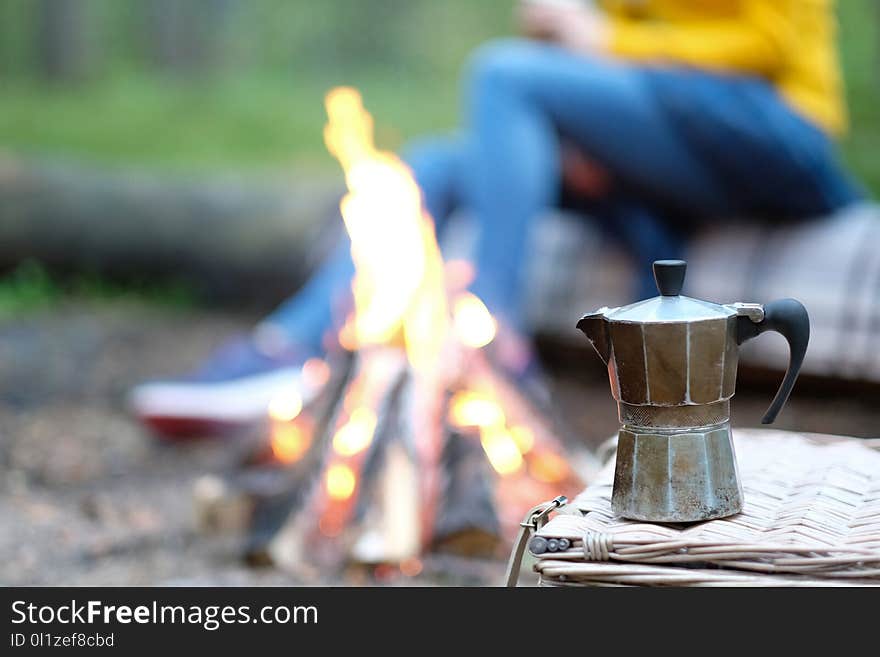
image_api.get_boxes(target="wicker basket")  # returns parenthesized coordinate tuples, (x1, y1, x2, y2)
(532, 429, 880, 587)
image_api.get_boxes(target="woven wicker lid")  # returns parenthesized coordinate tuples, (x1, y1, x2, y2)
(532, 430, 880, 587)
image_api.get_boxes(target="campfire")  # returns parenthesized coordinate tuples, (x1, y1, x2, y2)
(195, 88, 584, 580)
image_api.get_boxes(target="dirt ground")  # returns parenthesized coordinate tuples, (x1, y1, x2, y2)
(1, 302, 878, 586)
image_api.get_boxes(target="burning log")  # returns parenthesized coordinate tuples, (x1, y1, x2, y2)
(349, 441, 422, 565)
(264, 348, 412, 573)
(443, 349, 584, 541)
(257, 346, 581, 575)
(192, 352, 351, 562)
(432, 428, 501, 556)
(347, 364, 444, 565)
(242, 352, 352, 565)
(194, 341, 583, 573)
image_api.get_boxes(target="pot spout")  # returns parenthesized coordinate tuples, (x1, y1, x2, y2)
(576, 310, 610, 364)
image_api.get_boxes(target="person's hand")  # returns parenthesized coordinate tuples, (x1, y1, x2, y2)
(517, 0, 609, 53)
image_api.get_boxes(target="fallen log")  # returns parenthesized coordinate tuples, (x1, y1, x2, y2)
(0, 154, 342, 304)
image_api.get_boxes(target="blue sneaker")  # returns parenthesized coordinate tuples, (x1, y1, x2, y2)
(128, 323, 323, 439)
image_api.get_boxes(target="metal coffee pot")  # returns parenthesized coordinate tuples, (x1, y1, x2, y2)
(577, 260, 809, 522)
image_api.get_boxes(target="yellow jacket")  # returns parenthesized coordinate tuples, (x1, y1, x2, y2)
(602, 0, 847, 136)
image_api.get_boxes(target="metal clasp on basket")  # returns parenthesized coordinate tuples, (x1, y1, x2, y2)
(521, 495, 567, 530)
(505, 496, 567, 587)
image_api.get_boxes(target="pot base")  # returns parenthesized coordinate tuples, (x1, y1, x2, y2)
(611, 424, 743, 523)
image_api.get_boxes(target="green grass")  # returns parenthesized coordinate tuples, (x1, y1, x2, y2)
(0, 261, 59, 317)
(838, 0, 880, 195)
(0, 70, 465, 172)
(0, 260, 194, 318)
(0, 1, 875, 186)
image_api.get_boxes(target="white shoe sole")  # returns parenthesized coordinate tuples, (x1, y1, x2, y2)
(128, 367, 306, 425)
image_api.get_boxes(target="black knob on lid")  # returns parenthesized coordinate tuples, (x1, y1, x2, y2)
(653, 260, 686, 296)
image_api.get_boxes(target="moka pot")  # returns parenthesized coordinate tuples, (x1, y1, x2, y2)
(577, 260, 809, 522)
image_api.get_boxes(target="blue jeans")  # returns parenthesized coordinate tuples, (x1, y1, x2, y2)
(268, 39, 861, 356)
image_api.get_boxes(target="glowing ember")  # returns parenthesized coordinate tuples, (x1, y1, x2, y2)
(449, 390, 505, 429)
(449, 390, 554, 476)
(336, 319, 359, 352)
(453, 293, 497, 349)
(326, 463, 357, 500)
(270, 422, 310, 464)
(268, 387, 303, 422)
(302, 358, 331, 390)
(529, 451, 571, 484)
(510, 425, 535, 454)
(267, 386, 309, 464)
(332, 407, 378, 456)
(399, 557, 423, 577)
(480, 426, 523, 475)
(319, 515, 344, 538)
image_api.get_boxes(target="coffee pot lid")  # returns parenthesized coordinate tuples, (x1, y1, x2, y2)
(603, 260, 734, 323)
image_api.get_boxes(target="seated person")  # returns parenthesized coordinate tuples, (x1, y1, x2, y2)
(131, 0, 862, 436)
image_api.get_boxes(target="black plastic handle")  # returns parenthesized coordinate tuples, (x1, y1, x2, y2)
(737, 298, 810, 424)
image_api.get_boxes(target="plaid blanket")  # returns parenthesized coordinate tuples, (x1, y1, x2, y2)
(523, 203, 880, 382)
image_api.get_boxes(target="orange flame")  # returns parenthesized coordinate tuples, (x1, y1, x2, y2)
(324, 87, 449, 371)
(509, 425, 535, 454)
(449, 388, 531, 476)
(448, 390, 505, 428)
(321, 88, 517, 524)
(326, 463, 357, 500)
(529, 450, 571, 484)
(268, 386, 311, 464)
(332, 407, 378, 456)
(453, 293, 497, 349)
(270, 422, 310, 464)
(480, 425, 524, 475)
